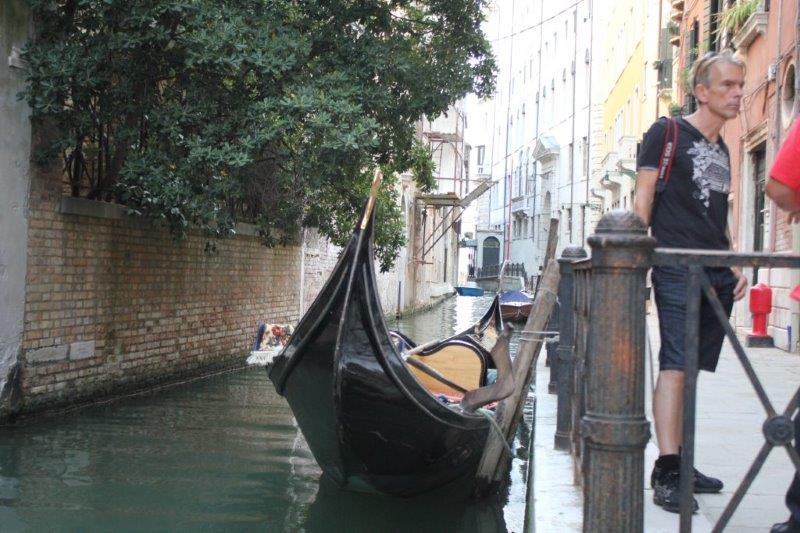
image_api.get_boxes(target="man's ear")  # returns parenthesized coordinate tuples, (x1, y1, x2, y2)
(694, 83, 708, 105)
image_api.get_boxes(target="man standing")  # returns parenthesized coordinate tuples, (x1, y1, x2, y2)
(634, 50, 748, 513)
(765, 118, 800, 533)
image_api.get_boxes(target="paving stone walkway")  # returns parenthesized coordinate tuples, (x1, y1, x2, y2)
(532, 316, 800, 532)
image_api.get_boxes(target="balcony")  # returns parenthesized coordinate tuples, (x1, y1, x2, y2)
(512, 195, 531, 217)
(732, 8, 768, 51)
(670, 9, 682, 23)
(671, 0, 684, 9)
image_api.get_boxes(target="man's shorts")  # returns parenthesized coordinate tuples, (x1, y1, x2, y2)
(652, 266, 737, 372)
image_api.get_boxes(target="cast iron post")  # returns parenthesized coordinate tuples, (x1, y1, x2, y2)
(546, 299, 560, 393)
(582, 211, 654, 532)
(554, 245, 588, 450)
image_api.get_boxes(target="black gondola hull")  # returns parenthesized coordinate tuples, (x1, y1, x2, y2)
(269, 216, 491, 497)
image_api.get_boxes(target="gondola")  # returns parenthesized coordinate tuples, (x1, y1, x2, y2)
(267, 173, 514, 497)
(499, 289, 532, 322)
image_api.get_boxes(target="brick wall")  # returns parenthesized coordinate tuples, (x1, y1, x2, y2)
(17, 156, 342, 416)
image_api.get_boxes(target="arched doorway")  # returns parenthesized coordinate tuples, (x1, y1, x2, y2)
(482, 237, 500, 268)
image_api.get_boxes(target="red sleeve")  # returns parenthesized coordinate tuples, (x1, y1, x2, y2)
(771, 119, 800, 190)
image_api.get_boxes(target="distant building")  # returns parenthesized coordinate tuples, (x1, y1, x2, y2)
(593, 0, 668, 216)
(467, 0, 594, 278)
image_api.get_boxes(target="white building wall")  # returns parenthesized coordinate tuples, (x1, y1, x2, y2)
(473, 0, 593, 277)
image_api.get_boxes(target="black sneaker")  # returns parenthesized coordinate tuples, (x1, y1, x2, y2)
(650, 464, 723, 494)
(652, 470, 699, 514)
(772, 517, 800, 533)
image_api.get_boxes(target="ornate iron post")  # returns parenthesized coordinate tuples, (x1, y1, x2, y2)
(554, 245, 587, 450)
(582, 211, 654, 532)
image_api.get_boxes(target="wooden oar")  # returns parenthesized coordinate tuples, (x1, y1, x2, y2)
(403, 337, 445, 357)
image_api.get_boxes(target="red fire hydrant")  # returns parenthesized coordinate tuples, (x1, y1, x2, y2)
(747, 282, 774, 347)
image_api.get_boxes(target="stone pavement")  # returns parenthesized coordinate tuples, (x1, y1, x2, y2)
(532, 316, 800, 532)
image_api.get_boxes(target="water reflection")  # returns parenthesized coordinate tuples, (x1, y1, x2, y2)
(0, 295, 528, 531)
(305, 475, 507, 533)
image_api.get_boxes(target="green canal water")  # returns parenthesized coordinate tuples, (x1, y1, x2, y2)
(0, 294, 533, 532)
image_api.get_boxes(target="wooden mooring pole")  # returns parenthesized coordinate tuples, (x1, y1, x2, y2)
(472, 259, 560, 497)
(582, 211, 654, 532)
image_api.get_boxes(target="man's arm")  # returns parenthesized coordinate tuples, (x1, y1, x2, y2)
(766, 178, 800, 223)
(725, 225, 748, 301)
(633, 169, 658, 226)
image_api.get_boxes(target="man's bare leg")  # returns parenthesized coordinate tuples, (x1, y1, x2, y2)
(653, 369, 684, 455)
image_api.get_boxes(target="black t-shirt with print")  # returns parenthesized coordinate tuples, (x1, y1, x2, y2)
(636, 116, 731, 250)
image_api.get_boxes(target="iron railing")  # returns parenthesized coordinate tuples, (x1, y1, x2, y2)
(552, 210, 800, 531)
(475, 262, 527, 280)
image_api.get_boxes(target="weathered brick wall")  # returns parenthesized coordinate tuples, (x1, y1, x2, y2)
(18, 157, 341, 415)
(15, 134, 454, 416)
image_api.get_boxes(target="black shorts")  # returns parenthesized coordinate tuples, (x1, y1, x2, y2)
(652, 266, 737, 372)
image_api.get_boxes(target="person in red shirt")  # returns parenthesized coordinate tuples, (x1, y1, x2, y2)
(768, 119, 800, 223)
(767, 118, 800, 533)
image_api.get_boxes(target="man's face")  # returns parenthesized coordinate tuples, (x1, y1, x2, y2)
(696, 62, 745, 120)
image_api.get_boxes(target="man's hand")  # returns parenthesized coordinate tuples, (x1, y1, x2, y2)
(788, 210, 800, 224)
(732, 267, 748, 301)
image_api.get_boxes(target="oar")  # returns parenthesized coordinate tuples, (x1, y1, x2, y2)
(403, 337, 445, 357)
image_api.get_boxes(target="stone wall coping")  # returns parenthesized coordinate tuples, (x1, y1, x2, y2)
(59, 197, 275, 239)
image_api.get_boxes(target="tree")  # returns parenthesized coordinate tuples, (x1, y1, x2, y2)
(23, 0, 496, 271)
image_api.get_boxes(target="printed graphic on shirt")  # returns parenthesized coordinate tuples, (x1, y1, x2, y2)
(686, 140, 730, 209)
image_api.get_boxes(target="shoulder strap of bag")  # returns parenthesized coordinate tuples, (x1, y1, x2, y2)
(656, 117, 678, 185)
(651, 117, 679, 220)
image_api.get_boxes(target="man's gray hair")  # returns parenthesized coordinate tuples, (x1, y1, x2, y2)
(691, 50, 746, 96)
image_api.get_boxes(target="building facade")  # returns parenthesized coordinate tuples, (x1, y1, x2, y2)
(468, 0, 595, 278)
(672, 0, 799, 350)
(594, 0, 668, 216)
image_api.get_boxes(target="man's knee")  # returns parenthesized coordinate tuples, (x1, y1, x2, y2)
(657, 369, 685, 388)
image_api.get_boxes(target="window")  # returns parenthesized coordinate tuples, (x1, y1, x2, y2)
(753, 145, 767, 282)
(476, 145, 486, 174)
(782, 64, 797, 127)
(581, 136, 589, 177)
(566, 207, 573, 242)
(568, 142, 574, 183)
(709, 0, 720, 51)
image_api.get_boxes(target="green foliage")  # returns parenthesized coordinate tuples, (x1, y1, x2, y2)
(22, 0, 496, 271)
(717, 0, 760, 35)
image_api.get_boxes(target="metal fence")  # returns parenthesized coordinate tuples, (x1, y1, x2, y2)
(552, 210, 800, 532)
(474, 262, 527, 281)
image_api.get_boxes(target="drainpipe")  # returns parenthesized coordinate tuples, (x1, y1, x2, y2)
(769, 0, 785, 255)
(533, 0, 544, 263)
(583, 0, 594, 245)
(299, 228, 307, 316)
(569, 7, 578, 246)
(502, 0, 516, 264)
(655, 0, 665, 120)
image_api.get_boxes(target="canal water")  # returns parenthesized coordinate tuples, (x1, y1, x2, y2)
(0, 294, 533, 532)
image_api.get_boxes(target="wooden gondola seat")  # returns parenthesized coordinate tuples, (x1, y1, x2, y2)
(406, 342, 486, 397)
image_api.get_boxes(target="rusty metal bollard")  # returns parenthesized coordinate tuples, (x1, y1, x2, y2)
(554, 245, 587, 450)
(582, 211, 654, 532)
